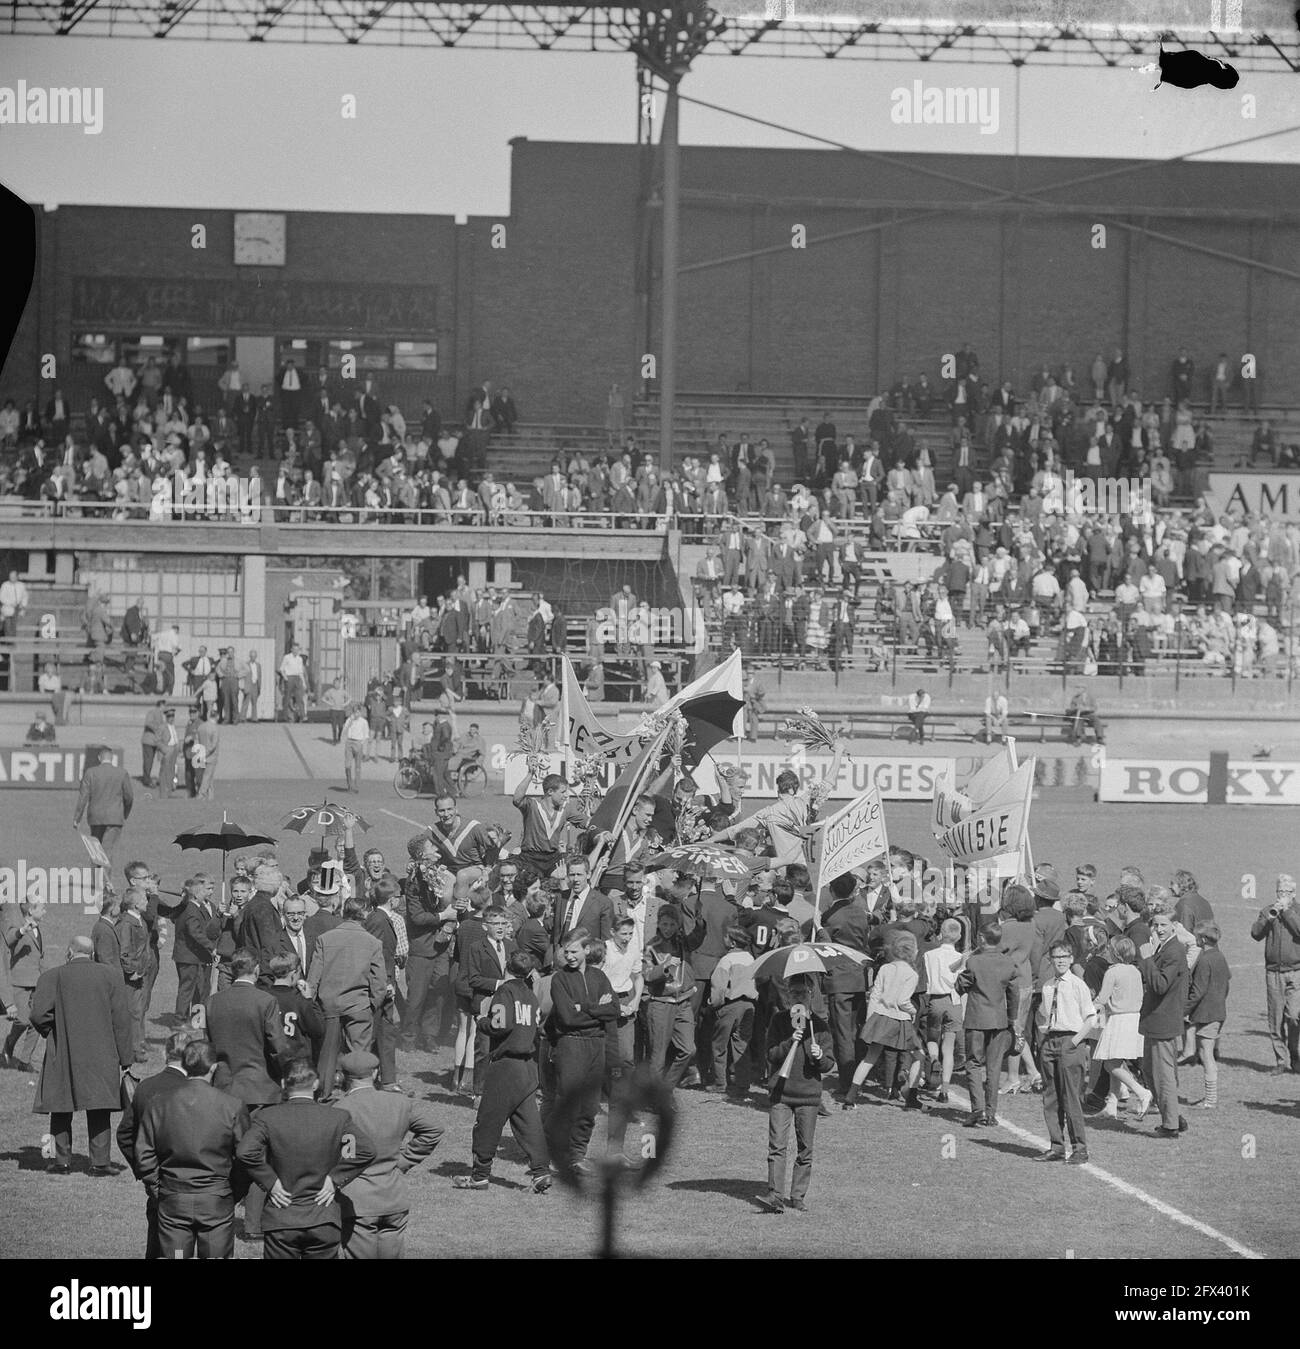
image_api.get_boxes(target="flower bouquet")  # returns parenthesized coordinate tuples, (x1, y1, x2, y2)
(570, 754, 607, 810)
(514, 723, 552, 779)
(776, 705, 848, 756)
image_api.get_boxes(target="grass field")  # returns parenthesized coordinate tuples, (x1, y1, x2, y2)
(0, 775, 1296, 1261)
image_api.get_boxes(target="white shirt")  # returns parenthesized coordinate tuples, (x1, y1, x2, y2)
(604, 940, 642, 996)
(280, 652, 305, 680)
(281, 367, 301, 391)
(923, 943, 963, 998)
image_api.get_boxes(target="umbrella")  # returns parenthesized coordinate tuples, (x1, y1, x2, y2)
(641, 843, 760, 881)
(174, 811, 277, 895)
(749, 941, 872, 985)
(279, 803, 371, 835)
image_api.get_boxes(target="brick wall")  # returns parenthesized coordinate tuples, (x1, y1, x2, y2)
(2, 145, 1298, 427)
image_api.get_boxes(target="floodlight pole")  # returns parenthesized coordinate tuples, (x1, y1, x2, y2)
(659, 76, 681, 476)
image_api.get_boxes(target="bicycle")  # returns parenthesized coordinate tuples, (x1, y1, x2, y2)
(393, 755, 488, 801)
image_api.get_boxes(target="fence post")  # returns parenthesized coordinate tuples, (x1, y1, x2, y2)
(1174, 613, 1181, 694)
(891, 617, 899, 690)
(1289, 621, 1294, 699)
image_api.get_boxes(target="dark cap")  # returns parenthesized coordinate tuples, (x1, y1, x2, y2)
(338, 1051, 379, 1077)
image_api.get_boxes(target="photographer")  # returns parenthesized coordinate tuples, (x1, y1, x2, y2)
(1250, 874, 1300, 1075)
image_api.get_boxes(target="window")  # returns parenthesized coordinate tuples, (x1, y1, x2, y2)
(72, 333, 116, 364)
(393, 340, 438, 371)
(121, 334, 179, 367)
(328, 338, 391, 371)
(186, 336, 232, 367)
(278, 338, 322, 370)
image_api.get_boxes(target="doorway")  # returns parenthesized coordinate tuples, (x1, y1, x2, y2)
(234, 336, 275, 397)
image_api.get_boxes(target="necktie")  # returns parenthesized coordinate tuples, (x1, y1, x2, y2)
(295, 931, 306, 968)
(494, 941, 505, 972)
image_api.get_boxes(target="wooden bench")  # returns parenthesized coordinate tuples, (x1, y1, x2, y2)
(888, 717, 966, 743)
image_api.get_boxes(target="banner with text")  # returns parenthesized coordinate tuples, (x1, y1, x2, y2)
(816, 787, 889, 888)
(934, 758, 1033, 863)
(1099, 759, 1300, 805)
(499, 748, 953, 801)
(1207, 473, 1300, 522)
(0, 747, 124, 789)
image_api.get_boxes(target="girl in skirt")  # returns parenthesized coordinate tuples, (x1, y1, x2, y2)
(843, 931, 927, 1111)
(1094, 936, 1152, 1119)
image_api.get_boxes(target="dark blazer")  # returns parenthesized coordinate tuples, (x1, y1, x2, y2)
(117, 1064, 189, 1176)
(961, 950, 1020, 1031)
(73, 762, 135, 828)
(364, 909, 400, 981)
(403, 874, 454, 960)
(207, 980, 292, 1106)
(136, 1078, 251, 1198)
(455, 936, 516, 1002)
(173, 898, 223, 967)
(1185, 946, 1230, 1026)
(1139, 936, 1190, 1040)
(303, 911, 344, 977)
(1174, 890, 1214, 932)
(235, 1097, 376, 1231)
(550, 888, 615, 950)
(91, 916, 122, 973)
(239, 895, 292, 974)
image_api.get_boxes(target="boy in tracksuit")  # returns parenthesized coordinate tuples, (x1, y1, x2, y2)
(762, 977, 834, 1214)
(454, 951, 552, 1193)
(546, 928, 620, 1175)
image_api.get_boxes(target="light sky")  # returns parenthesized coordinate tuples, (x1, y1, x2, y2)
(0, 36, 1296, 216)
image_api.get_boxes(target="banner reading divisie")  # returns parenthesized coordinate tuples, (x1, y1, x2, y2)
(816, 786, 889, 889)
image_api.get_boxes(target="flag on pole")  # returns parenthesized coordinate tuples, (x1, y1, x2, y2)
(559, 656, 641, 766)
(559, 650, 744, 772)
(588, 728, 672, 882)
(661, 649, 745, 766)
(933, 758, 1034, 866)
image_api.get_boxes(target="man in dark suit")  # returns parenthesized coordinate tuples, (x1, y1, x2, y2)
(960, 924, 1023, 1128)
(236, 1058, 377, 1259)
(238, 864, 295, 979)
(1139, 909, 1191, 1138)
(364, 878, 406, 1091)
(457, 907, 517, 1100)
(2, 899, 51, 1071)
(72, 747, 134, 858)
(276, 358, 305, 428)
(234, 387, 258, 458)
(332, 1050, 443, 1259)
(117, 1029, 195, 1257)
(133, 1038, 250, 1260)
(207, 948, 293, 1239)
(173, 875, 222, 1020)
(400, 840, 459, 1052)
(817, 873, 873, 1093)
(550, 855, 615, 956)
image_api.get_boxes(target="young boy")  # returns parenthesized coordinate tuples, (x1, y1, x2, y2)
(922, 918, 965, 1104)
(762, 976, 834, 1214)
(708, 925, 756, 1098)
(545, 928, 619, 1175)
(453, 950, 552, 1193)
(641, 906, 701, 1091)
(1186, 921, 1230, 1109)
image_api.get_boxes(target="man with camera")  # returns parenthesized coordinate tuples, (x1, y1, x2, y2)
(1251, 874, 1300, 1075)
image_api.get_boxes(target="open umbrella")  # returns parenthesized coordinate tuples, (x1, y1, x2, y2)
(641, 842, 759, 881)
(750, 941, 871, 985)
(280, 802, 371, 835)
(174, 811, 276, 896)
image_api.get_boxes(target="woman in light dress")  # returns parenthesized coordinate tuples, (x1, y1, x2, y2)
(1094, 936, 1152, 1118)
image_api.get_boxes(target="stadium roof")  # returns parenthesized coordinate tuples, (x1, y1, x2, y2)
(3, 0, 1296, 69)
